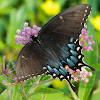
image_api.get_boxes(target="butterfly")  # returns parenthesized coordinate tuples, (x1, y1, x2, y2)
(15, 4, 95, 92)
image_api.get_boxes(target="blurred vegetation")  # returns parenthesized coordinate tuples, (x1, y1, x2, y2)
(0, 0, 100, 100)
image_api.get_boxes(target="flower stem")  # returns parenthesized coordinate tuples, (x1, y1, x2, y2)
(3, 56, 6, 71)
(65, 81, 79, 100)
(26, 76, 41, 97)
(27, 78, 54, 98)
(21, 83, 26, 98)
(36, 78, 54, 86)
(3, 74, 11, 100)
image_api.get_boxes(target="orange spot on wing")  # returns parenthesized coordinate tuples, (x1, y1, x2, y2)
(20, 81, 23, 84)
(65, 65, 69, 69)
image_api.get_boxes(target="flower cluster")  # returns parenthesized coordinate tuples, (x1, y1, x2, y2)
(41, 0, 60, 15)
(79, 25, 95, 52)
(0, 56, 18, 85)
(67, 67, 92, 83)
(14, 22, 41, 45)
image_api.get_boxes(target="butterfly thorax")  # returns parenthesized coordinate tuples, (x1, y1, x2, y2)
(30, 35, 40, 44)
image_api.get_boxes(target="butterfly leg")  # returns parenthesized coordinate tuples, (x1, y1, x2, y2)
(65, 77, 77, 92)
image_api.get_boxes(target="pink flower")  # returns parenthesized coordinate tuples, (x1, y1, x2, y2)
(83, 78, 89, 83)
(92, 41, 95, 45)
(89, 35, 92, 40)
(88, 72, 92, 77)
(84, 36, 88, 40)
(67, 67, 75, 74)
(80, 72, 87, 79)
(13, 77, 19, 82)
(2, 80, 7, 85)
(0, 56, 13, 75)
(23, 22, 28, 28)
(7, 70, 13, 75)
(0, 56, 19, 86)
(73, 76, 79, 82)
(83, 46, 87, 51)
(67, 67, 93, 83)
(79, 25, 95, 52)
(14, 22, 41, 45)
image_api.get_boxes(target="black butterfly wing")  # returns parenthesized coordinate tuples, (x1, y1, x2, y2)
(38, 4, 94, 71)
(37, 4, 94, 91)
(37, 4, 94, 71)
(39, 4, 91, 42)
(15, 42, 61, 82)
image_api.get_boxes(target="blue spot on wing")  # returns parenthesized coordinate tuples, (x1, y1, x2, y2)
(47, 65, 54, 73)
(67, 43, 76, 50)
(60, 66, 68, 73)
(60, 60, 67, 66)
(66, 58, 75, 68)
(70, 56, 78, 64)
(59, 69, 66, 76)
(43, 67, 47, 70)
(70, 50, 78, 57)
(53, 68, 60, 75)
(70, 37, 74, 42)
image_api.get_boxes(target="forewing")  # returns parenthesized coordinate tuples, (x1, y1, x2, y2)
(38, 4, 91, 43)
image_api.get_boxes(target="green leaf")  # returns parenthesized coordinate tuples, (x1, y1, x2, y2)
(0, 94, 6, 100)
(83, 20, 98, 64)
(55, 0, 67, 7)
(91, 64, 100, 71)
(91, 80, 100, 100)
(0, 40, 6, 50)
(1, 89, 8, 100)
(91, 92, 100, 100)
(0, 7, 12, 15)
(29, 93, 71, 100)
(34, 88, 63, 94)
(24, 0, 35, 21)
(40, 75, 52, 81)
(12, 84, 20, 100)
(1, 87, 13, 100)
(28, 88, 71, 100)
(6, 5, 27, 48)
(88, 0, 97, 17)
(0, 0, 19, 14)
(78, 71, 96, 100)
(0, 76, 6, 91)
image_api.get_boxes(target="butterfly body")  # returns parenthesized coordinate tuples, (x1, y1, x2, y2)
(15, 4, 95, 92)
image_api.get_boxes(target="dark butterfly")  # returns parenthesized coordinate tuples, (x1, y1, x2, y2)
(15, 4, 95, 92)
